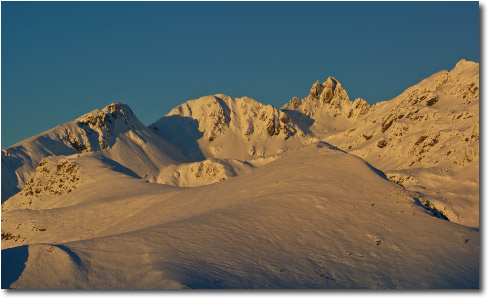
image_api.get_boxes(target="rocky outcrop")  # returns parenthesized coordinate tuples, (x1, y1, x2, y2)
(157, 158, 254, 187)
(2, 157, 83, 212)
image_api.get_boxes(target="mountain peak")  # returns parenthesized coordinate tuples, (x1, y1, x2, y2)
(101, 102, 134, 116)
(150, 94, 310, 161)
(456, 58, 468, 65)
(309, 76, 348, 104)
(450, 59, 479, 78)
(76, 102, 139, 134)
(283, 76, 370, 122)
(62, 102, 145, 152)
(453, 58, 477, 69)
(308, 77, 349, 104)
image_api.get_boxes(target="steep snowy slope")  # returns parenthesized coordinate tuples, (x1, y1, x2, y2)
(1, 142, 478, 289)
(319, 60, 479, 227)
(149, 94, 317, 161)
(1, 103, 187, 201)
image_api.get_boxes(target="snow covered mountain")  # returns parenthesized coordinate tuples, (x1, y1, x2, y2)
(317, 59, 479, 227)
(1, 59, 479, 289)
(1, 103, 188, 201)
(146, 60, 479, 227)
(321, 59, 479, 171)
(149, 94, 317, 161)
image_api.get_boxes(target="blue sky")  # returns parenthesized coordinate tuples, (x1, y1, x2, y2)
(1, 1, 479, 148)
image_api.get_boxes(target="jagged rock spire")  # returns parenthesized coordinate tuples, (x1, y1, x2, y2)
(284, 76, 371, 120)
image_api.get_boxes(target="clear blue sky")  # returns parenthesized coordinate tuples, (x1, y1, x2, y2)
(1, 1, 479, 148)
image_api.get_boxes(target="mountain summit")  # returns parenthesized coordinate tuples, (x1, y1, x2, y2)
(282, 77, 372, 135)
(149, 94, 315, 161)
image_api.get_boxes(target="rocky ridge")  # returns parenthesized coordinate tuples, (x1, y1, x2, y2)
(324, 59, 479, 171)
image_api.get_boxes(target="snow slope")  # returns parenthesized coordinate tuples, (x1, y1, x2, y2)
(1, 142, 478, 289)
(1, 103, 188, 201)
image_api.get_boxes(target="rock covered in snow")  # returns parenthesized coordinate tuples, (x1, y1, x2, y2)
(2, 157, 83, 212)
(158, 158, 254, 187)
(64, 102, 139, 151)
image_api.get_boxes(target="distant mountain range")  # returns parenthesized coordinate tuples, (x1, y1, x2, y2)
(1, 59, 479, 289)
